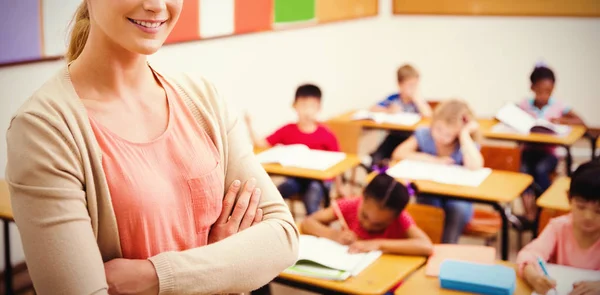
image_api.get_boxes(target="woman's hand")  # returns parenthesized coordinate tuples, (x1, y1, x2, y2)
(570, 281, 600, 295)
(208, 178, 263, 244)
(105, 259, 158, 295)
(348, 240, 380, 254)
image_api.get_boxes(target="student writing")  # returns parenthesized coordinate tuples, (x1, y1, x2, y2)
(392, 99, 483, 244)
(368, 64, 433, 167)
(301, 173, 433, 256)
(517, 161, 600, 295)
(245, 84, 346, 214)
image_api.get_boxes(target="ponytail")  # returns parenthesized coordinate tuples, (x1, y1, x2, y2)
(66, 1, 90, 62)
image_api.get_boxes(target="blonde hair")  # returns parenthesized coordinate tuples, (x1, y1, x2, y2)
(396, 64, 419, 83)
(66, 1, 90, 62)
(432, 99, 481, 142)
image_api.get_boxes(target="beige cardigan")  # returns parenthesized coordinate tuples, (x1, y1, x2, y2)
(5, 66, 299, 295)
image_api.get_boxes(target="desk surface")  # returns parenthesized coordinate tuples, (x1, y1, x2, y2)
(0, 180, 13, 221)
(279, 255, 426, 295)
(394, 261, 532, 295)
(328, 110, 429, 132)
(330, 111, 586, 146)
(368, 170, 532, 203)
(537, 176, 571, 211)
(259, 152, 361, 180)
(479, 119, 587, 146)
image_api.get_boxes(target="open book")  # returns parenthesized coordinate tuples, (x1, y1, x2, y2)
(532, 264, 600, 295)
(494, 103, 571, 136)
(255, 144, 346, 171)
(283, 235, 382, 281)
(352, 110, 422, 126)
(386, 160, 492, 187)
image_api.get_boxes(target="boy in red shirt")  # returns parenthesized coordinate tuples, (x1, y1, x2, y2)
(245, 84, 345, 214)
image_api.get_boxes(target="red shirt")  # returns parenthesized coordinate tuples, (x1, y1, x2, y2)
(337, 197, 415, 240)
(266, 123, 340, 151)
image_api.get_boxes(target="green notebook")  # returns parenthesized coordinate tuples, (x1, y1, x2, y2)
(274, 0, 315, 23)
(283, 235, 382, 281)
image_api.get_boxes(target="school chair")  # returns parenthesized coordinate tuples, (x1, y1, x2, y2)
(427, 100, 440, 111)
(586, 127, 600, 160)
(285, 121, 363, 219)
(463, 145, 521, 246)
(406, 203, 445, 244)
(538, 208, 569, 233)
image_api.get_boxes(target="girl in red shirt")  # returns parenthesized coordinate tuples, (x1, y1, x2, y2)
(301, 173, 433, 256)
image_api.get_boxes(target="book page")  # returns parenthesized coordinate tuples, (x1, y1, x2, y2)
(286, 150, 346, 171)
(495, 103, 536, 134)
(386, 160, 492, 187)
(532, 264, 600, 295)
(352, 110, 421, 126)
(255, 144, 309, 164)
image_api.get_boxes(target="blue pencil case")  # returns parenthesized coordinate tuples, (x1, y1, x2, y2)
(439, 260, 516, 295)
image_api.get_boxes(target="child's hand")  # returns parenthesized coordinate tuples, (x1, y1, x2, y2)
(570, 280, 600, 295)
(461, 120, 479, 135)
(330, 229, 357, 245)
(436, 156, 455, 165)
(528, 273, 557, 295)
(348, 240, 380, 254)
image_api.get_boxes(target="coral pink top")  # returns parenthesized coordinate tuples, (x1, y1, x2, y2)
(336, 197, 415, 240)
(516, 214, 600, 276)
(88, 75, 224, 259)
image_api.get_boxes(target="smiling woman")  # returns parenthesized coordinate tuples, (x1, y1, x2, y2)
(5, 0, 298, 294)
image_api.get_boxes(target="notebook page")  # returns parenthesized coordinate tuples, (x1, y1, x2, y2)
(256, 144, 309, 164)
(297, 235, 376, 272)
(351, 250, 382, 276)
(532, 264, 600, 295)
(382, 113, 422, 126)
(386, 160, 492, 187)
(495, 103, 536, 134)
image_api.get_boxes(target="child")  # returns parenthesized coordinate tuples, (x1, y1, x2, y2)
(245, 84, 346, 215)
(392, 99, 483, 244)
(518, 64, 586, 226)
(301, 173, 433, 256)
(520, 64, 585, 192)
(368, 64, 433, 167)
(517, 161, 600, 295)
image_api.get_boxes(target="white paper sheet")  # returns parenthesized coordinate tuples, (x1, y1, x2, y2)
(352, 110, 421, 126)
(256, 145, 346, 171)
(532, 264, 600, 295)
(386, 160, 492, 187)
(297, 235, 382, 274)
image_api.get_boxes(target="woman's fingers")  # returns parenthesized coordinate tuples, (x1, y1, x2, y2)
(239, 188, 261, 231)
(215, 180, 241, 224)
(252, 209, 263, 226)
(228, 178, 256, 228)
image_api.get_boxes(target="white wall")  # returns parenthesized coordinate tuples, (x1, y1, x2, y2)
(0, 0, 599, 269)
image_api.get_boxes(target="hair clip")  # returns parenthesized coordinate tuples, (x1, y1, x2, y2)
(535, 61, 547, 68)
(406, 182, 415, 196)
(373, 164, 388, 174)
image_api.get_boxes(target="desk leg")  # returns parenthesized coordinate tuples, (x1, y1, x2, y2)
(492, 203, 510, 261)
(320, 181, 332, 208)
(3, 220, 13, 295)
(565, 146, 573, 177)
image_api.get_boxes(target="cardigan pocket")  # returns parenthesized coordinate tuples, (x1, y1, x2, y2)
(187, 162, 224, 241)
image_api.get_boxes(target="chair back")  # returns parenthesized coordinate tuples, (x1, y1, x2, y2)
(324, 120, 362, 154)
(481, 145, 521, 172)
(406, 203, 445, 244)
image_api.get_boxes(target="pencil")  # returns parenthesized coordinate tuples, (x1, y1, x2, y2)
(332, 200, 349, 230)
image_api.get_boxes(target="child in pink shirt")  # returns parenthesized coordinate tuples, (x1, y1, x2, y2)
(301, 173, 433, 256)
(517, 161, 600, 295)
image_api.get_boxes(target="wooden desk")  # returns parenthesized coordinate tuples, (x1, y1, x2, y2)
(261, 154, 361, 180)
(276, 255, 426, 295)
(328, 110, 429, 132)
(480, 119, 587, 146)
(0, 180, 15, 294)
(395, 261, 532, 295)
(370, 170, 533, 260)
(537, 177, 570, 212)
(480, 118, 587, 176)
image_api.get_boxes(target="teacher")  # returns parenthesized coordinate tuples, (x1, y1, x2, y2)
(5, 0, 298, 294)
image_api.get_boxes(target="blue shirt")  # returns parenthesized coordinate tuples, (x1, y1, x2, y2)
(414, 127, 480, 165)
(377, 93, 419, 113)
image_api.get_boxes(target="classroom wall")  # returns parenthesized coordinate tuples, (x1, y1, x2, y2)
(0, 0, 598, 270)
